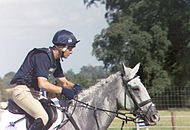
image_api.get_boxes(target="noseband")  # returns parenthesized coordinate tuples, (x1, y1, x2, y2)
(122, 74, 153, 122)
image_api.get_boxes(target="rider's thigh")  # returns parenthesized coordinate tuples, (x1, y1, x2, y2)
(12, 85, 49, 125)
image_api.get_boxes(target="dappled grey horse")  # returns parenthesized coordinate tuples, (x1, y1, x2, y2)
(0, 63, 159, 130)
(58, 63, 160, 130)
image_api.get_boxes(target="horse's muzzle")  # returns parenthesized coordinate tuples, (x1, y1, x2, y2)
(144, 104, 160, 126)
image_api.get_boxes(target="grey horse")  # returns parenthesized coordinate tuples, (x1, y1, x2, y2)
(58, 63, 160, 130)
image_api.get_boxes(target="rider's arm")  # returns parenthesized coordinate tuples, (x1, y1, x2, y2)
(37, 77, 62, 94)
(57, 77, 75, 89)
(38, 77, 75, 100)
(33, 53, 62, 94)
(53, 59, 75, 89)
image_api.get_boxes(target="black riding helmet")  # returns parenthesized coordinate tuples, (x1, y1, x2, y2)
(52, 29, 80, 47)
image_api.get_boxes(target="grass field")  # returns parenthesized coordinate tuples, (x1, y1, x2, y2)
(108, 110, 190, 130)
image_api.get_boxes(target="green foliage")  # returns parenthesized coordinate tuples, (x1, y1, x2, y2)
(2, 72, 15, 87)
(85, 0, 190, 103)
(0, 79, 11, 102)
(0, 72, 15, 101)
(0, 65, 109, 101)
(65, 65, 110, 88)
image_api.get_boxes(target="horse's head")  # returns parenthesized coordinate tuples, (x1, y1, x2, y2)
(120, 63, 160, 126)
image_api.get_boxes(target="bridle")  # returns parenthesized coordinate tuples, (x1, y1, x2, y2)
(53, 73, 154, 130)
(122, 74, 154, 125)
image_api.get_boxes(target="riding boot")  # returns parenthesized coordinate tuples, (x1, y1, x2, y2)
(28, 118, 45, 130)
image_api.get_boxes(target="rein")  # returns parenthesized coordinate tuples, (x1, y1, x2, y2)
(73, 98, 136, 121)
(52, 74, 153, 130)
(51, 97, 136, 130)
(72, 98, 136, 130)
(51, 99, 80, 130)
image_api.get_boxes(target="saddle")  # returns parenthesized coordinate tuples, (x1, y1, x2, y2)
(7, 98, 58, 129)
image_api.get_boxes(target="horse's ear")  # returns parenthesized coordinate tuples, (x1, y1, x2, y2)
(132, 63, 140, 75)
(122, 63, 132, 77)
(122, 63, 140, 79)
(122, 63, 130, 75)
(122, 63, 126, 75)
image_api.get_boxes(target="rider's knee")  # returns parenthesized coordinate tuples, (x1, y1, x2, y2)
(39, 113, 49, 126)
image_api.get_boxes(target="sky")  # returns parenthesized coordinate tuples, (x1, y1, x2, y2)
(0, 0, 108, 78)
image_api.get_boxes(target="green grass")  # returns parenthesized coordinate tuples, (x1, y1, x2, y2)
(108, 110, 190, 130)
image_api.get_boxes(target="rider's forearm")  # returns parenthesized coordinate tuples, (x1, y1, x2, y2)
(37, 77, 62, 94)
(57, 77, 75, 88)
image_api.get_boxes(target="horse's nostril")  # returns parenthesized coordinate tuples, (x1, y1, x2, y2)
(152, 114, 160, 122)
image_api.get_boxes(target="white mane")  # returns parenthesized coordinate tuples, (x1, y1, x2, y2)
(78, 72, 121, 98)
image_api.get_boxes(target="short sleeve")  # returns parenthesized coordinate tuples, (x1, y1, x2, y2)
(53, 59, 65, 78)
(33, 53, 51, 78)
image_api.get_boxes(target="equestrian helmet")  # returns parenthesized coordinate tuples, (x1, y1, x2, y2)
(52, 30, 80, 47)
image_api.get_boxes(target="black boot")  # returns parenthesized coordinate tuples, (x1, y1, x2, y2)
(28, 118, 45, 130)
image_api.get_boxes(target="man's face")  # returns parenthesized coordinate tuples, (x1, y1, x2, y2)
(61, 46, 74, 58)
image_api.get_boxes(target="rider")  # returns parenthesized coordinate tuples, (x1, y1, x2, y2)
(10, 29, 81, 130)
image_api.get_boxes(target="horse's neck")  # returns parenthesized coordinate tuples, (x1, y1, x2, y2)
(76, 72, 122, 129)
(80, 72, 121, 106)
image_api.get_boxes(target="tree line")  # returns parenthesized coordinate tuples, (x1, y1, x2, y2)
(0, 65, 110, 102)
(84, 0, 190, 108)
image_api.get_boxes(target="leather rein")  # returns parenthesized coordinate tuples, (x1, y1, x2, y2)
(53, 74, 153, 130)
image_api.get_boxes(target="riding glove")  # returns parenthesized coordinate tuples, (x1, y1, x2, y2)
(73, 84, 82, 95)
(61, 87, 74, 100)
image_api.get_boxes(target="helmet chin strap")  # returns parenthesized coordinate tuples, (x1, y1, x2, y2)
(54, 45, 67, 61)
(62, 47, 67, 52)
(60, 47, 67, 61)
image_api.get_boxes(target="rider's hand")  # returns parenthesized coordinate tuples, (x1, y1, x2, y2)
(73, 84, 82, 95)
(61, 87, 74, 100)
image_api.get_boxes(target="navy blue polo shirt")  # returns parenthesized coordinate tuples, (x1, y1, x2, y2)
(10, 48, 64, 91)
